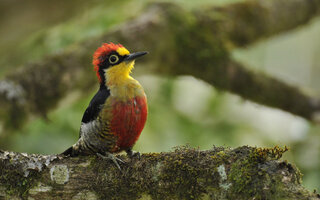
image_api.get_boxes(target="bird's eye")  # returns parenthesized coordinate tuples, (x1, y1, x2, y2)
(109, 55, 119, 64)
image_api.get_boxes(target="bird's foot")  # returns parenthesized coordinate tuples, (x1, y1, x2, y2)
(126, 149, 141, 160)
(96, 152, 125, 171)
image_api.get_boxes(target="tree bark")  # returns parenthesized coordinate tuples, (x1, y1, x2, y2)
(1, 1, 320, 129)
(0, 146, 318, 200)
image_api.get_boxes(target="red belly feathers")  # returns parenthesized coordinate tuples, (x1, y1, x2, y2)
(110, 96, 147, 152)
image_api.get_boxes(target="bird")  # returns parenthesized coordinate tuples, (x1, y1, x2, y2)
(62, 43, 148, 170)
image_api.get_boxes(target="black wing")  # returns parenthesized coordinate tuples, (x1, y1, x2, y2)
(62, 87, 110, 154)
(81, 86, 110, 124)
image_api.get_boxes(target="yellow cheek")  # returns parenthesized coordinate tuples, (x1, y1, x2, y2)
(117, 47, 130, 56)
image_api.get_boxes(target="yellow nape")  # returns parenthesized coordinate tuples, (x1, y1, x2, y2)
(116, 47, 130, 56)
(104, 61, 135, 86)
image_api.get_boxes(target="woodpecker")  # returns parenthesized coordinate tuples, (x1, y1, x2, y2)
(62, 43, 148, 169)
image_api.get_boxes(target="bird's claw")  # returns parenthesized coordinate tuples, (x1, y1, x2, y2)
(126, 149, 141, 160)
(96, 152, 125, 171)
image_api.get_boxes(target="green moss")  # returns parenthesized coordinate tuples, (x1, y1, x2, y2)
(228, 146, 290, 199)
(1, 146, 314, 199)
(0, 161, 40, 198)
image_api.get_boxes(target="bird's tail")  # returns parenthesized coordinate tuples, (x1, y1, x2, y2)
(60, 139, 87, 156)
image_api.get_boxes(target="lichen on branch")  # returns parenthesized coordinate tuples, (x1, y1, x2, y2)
(0, 146, 318, 200)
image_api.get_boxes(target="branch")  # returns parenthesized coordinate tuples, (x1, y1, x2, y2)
(193, 60, 320, 122)
(1, 1, 320, 129)
(0, 146, 318, 200)
(205, 0, 320, 47)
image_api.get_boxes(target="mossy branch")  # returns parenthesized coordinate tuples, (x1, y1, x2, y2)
(0, 146, 319, 200)
(1, 1, 320, 129)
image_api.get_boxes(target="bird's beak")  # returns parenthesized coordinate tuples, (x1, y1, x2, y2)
(124, 51, 148, 62)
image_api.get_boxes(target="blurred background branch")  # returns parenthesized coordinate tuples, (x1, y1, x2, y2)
(1, 1, 320, 130)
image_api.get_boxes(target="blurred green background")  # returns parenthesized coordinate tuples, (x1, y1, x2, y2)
(0, 0, 319, 191)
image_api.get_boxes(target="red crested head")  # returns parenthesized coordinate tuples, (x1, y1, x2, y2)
(92, 43, 124, 83)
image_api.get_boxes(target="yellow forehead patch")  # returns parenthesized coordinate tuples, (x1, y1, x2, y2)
(117, 47, 130, 56)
